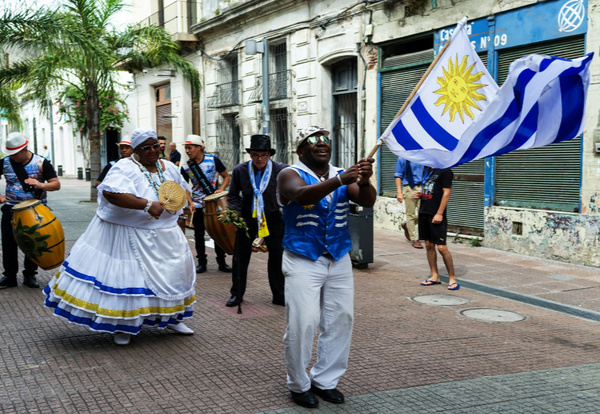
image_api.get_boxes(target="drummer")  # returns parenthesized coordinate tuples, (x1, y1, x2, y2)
(180, 134, 232, 273)
(0, 132, 61, 289)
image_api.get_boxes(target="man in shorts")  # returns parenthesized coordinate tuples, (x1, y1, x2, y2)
(415, 167, 459, 290)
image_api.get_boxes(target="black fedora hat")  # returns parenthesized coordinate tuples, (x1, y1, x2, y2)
(246, 134, 276, 155)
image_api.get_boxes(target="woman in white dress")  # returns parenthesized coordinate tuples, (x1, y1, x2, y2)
(44, 128, 196, 345)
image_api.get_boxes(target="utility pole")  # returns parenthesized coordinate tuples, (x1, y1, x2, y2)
(245, 38, 270, 134)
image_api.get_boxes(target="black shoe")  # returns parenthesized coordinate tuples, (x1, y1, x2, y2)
(226, 296, 243, 307)
(218, 263, 232, 273)
(23, 276, 40, 288)
(291, 390, 319, 408)
(272, 298, 285, 306)
(311, 385, 345, 404)
(0, 276, 18, 289)
(195, 264, 207, 274)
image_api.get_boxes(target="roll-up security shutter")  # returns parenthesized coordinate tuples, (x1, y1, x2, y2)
(495, 36, 585, 212)
(380, 49, 432, 196)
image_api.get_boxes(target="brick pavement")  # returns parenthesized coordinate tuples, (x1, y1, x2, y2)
(0, 178, 599, 413)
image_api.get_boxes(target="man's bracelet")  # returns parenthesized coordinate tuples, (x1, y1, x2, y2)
(336, 174, 343, 186)
(143, 199, 153, 212)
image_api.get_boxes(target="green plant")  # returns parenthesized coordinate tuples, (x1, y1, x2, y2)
(469, 237, 482, 247)
(218, 207, 249, 238)
(57, 86, 129, 135)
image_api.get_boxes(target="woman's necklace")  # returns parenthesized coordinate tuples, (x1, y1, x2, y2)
(132, 157, 166, 197)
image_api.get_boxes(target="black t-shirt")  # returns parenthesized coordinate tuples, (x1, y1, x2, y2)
(96, 161, 115, 183)
(169, 150, 181, 165)
(419, 168, 453, 216)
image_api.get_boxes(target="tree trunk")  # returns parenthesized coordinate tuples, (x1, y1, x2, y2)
(86, 82, 102, 201)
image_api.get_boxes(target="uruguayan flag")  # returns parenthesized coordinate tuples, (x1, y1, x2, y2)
(380, 22, 593, 169)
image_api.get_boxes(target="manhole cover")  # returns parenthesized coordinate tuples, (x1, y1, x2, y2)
(461, 308, 526, 323)
(412, 294, 469, 306)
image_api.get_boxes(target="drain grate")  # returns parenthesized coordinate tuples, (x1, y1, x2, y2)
(461, 308, 526, 323)
(411, 294, 470, 306)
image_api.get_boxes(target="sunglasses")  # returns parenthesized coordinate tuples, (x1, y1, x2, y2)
(305, 135, 331, 146)
(139, 143, 160, 152)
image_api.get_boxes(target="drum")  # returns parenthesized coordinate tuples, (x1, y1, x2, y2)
(11, 199, 65, 270)
(203, 192, 237, 255)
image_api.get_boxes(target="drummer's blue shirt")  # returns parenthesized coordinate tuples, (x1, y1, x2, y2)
(1, 154, 57, 205)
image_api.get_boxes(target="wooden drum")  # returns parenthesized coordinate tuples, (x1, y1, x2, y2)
(203, 192, 237, 255)
(11, 199, 65, 270)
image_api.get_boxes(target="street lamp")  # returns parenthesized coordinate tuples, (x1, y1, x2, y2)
(245, 39, 270, 135)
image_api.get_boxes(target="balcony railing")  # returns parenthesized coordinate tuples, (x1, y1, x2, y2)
(141, 1, 200, 35)
(208, 80, 242, 108)
(248, 70, 292, 103)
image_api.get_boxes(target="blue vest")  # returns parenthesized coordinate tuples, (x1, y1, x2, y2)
(3, 155, 48, 205)
(282, 168, 352, 261)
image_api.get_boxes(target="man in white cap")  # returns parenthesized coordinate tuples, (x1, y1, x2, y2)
(277, 126, 376, 408)
(180, 134, 232, 273)
(0, 132, 61, 289)
(95, 135, 133, 187)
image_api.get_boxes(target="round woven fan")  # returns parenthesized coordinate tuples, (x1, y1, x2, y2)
(158, 181, 187, 211)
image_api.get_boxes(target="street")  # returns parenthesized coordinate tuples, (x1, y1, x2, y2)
(1, 177, 599, 413)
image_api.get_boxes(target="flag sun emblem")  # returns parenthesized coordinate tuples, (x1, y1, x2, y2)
(434, 54, 488, 123)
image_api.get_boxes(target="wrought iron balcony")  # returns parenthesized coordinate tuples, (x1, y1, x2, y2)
(140, 1, 200, 37)
(248, 70, 292, 103)
(208, 80, 242, 108)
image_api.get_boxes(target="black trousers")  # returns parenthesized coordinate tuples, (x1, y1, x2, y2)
(230, 211, 284, 302)
(1, 204, 38, 279)
(192, 207, 226, 265)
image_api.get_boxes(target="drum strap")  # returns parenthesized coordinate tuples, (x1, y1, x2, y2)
(10, 158, 43, 199)
(187, 159, 215, 196)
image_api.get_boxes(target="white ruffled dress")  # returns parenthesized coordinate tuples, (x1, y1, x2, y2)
(43, 158, 196, 335)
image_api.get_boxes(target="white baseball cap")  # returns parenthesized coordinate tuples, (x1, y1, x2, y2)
(116, 135, 131, 147)
(296, 126, 330, 149)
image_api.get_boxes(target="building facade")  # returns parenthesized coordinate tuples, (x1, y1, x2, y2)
(129, 0, 600, 267)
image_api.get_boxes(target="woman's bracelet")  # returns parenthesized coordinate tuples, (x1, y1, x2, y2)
(336, 174, 343, 186)
(143, 199, 153, 212)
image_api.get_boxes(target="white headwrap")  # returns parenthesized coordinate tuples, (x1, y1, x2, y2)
(131, 128, 158, 149)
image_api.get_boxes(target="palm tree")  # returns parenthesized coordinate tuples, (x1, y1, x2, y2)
(0, 0, 201, 198)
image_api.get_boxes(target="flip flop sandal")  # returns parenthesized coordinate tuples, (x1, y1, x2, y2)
(448, 283, 461, 290)
(421, 279, 441, 286)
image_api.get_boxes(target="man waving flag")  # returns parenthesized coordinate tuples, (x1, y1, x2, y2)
(379, 19, 593, 169)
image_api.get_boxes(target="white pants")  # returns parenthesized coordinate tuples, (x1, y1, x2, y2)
(283, 250, 354, 392)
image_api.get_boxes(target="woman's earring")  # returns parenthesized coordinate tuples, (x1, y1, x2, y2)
(133, 153, 141, 161)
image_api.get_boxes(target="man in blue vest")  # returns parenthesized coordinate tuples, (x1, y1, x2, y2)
(277, 126, 376, 408)
(0, 132, 61, 289)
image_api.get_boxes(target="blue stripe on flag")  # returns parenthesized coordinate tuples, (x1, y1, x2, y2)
(555, 75, 584, 143)
(411, 98, 459, 150)
(390, 119, 422, 150)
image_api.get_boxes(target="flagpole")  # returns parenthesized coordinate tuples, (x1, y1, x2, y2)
(366, 18, 467, 159)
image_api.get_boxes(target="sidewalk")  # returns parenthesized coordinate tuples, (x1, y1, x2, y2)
(0, 177, 599, 413)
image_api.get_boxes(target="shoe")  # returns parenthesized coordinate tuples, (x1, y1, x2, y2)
(412, 240, 424, 249)
(448, 282, 461, 291)
(291, 390, 319, 408)
(23, 276, 40, 288)
(113, 333, 131, 346)
(421, 279, 441, 286)
(401, 222, 410, 241)
(311, 385, 345, 404)
(0, 276, 18, 289)
(218, 263, 232, 273)
(226, 296, 243, 307)
(166, 322, 194, 335)
(195, 264, 207, 273)
(272, 298, 285, 306)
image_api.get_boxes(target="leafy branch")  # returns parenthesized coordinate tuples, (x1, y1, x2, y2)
(218, 208, 250, 239)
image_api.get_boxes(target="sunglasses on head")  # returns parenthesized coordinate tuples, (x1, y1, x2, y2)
(139, 143, 160, 152)
(305, 135, 330, 146)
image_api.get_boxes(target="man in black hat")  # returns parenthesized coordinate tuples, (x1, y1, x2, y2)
(225, 134, 288, 307)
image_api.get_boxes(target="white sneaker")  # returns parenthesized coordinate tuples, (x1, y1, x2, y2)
(113, 333, 131, 346)
(167, 322, 194, 335)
